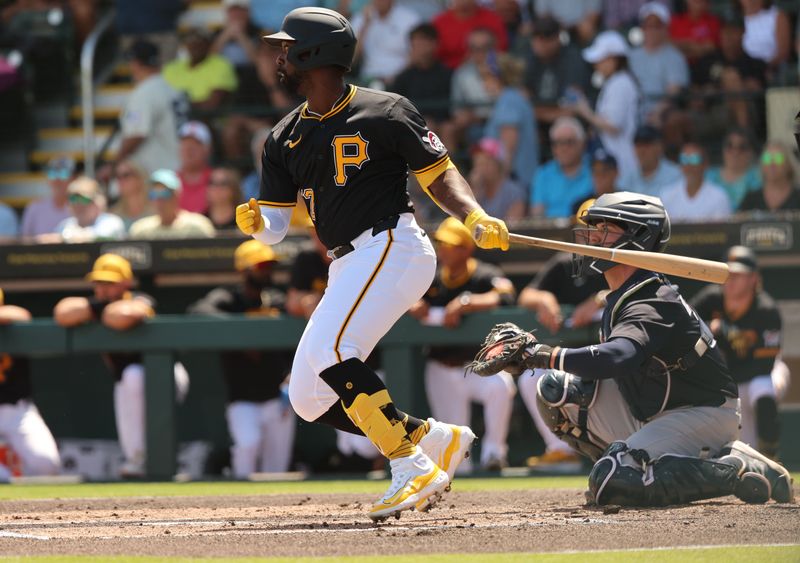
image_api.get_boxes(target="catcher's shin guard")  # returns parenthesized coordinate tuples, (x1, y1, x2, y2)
(718, 440, 794, 503)
(587, 441, 769, 506)
(536, 370, 604, 461)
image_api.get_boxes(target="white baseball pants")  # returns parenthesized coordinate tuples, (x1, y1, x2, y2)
(0, 400, 60, 481)
(288, 213, 436, 422)
(226, 398, 295, 477)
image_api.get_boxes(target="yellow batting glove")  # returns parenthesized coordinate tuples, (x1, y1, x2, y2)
(236, 198, 264, 235)
(464, 209, 509, 251)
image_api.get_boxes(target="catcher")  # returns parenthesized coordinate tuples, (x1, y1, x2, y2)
(471, 192, 794, 507)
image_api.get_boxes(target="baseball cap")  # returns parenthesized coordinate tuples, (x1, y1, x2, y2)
(46, 156, 76, 179)
(434, 217, 475, 249)
(149, 169, 181, 191)
(471, 137, 506, 162)
(234, 239, 277, 271)
(85, 254, 134, 283)
(592, 147, 618, 168)
(126, 39, 160, 67)
(67, 176, 103, 201)
(532, 16, 560, 38)
(726, 246, 757, 274)
(639, 2, 670, 25)
(582, 30, 629, 63)
(634, 124, 662, 144)
(179, 121, 212, 147)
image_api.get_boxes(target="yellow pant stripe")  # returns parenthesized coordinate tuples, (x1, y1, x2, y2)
(334, 229, 394, 363)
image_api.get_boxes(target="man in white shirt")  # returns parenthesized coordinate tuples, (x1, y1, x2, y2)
(351, 0, 421, 86)
(56, 177, 127, 242)
(659, 142, 731, 222)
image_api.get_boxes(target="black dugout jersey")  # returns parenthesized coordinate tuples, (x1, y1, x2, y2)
(289, 249, 329, 294)
(424, 259, 515, 366)
(259, 85, 450, 249)
(0, 354, 32, 405)
(527, 254, 607, 305)
(103, 292, 156, 382)
(600, 270, 737, 421)
(187, 285, 290, 403)
(691, 285, 782, 384)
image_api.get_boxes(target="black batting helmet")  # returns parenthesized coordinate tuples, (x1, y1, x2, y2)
(262, 7, 356, 71)
(573, 192, 671, 277)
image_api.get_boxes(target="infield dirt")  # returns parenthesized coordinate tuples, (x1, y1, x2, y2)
(0, 487, 798, 558)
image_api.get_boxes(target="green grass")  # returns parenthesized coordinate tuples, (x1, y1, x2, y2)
(0, 475, 589, 500)
(1, 545, 798, 562)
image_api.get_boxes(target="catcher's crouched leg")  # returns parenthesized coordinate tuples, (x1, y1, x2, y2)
(587, 441, 770, 506)
(535, 369, 604, 461)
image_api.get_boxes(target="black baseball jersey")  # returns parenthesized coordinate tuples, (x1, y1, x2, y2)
(598, 270, 737, 420)
(690, 285, 782, 384)
(527, 254, 607, 305)
(289, 249, 329, 293)
(259, 85, 450, 249)
(424, 259, 515, 366)
(103, 292, 156, 382)
(0, 354, 32, 405)
(187, 285, 290, 403)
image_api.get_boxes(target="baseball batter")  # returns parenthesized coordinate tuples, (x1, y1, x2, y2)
(236, 7, 508, 521)
(471, 193, 794, 506)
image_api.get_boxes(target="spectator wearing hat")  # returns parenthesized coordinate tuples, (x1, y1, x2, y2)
(689, 14, 766, 136)
(53, 177, 126, 243)
(530, 117, 592, 218)
(129, 170, 215, 239)
(467, 137, 526, 221)
(177, 121, 214, 214)
(97, 40, 185, 185)
(628, 3, 689, 128)
(163, 27, 238, 110)
(188, 240, 295, 477)
(206, 167, 242, 230)
(432, 0, 508, 70)
(109, 159, 155, 230)
(573, 147, 618, 215)
(351, 0, 421, 86)
(668, 0, 720, 65)
(20, 156, 76, 238)
(534, 0, 601, 46)
(522, 16, 591, 135)
(739, 141, 800, 213)
(659, 141, 731, 222)
(573, 29, 639, 180)
(619, 124, 682, 196)
(54, 254, 190, 477)
(691, 246, 785, 459)
(408, 217, 517, 472)
(482, 53, 538, 186)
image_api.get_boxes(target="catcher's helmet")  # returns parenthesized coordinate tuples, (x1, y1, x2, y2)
(573, 191, 671, 277)
(262, 7, 356, 71)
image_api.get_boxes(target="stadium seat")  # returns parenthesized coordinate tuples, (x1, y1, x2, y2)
(0, 172, 49, 208)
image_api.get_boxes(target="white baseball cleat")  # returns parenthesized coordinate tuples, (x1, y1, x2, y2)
(418, 418, 477, 482)
(368, 450, 449, 522)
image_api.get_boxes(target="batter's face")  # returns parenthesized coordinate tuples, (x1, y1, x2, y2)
(276, 41, 308, 96)
(587, 221, 625, 247)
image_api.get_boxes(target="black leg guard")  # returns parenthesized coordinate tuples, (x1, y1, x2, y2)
(754, 397, 780, 459)
(718, 440, 795, 503)
(314, 401, 364, 435)
(587, 441, 769, 507)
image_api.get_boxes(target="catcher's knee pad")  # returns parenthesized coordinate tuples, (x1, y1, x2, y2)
(536, 370, 603, 460)
(588, 441, 646, 506)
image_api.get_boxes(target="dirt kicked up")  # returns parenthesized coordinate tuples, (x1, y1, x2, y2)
(0, 487, 798, 558)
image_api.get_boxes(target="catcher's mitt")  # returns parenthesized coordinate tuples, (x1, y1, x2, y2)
(469, 322, 540, 377)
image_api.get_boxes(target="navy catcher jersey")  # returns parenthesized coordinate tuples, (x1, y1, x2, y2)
(259, 85, 451, 249)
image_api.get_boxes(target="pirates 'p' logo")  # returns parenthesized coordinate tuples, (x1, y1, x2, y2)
(332, 132, 369, 186)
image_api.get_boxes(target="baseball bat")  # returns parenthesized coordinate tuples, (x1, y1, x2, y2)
(508, 232, 729, 284)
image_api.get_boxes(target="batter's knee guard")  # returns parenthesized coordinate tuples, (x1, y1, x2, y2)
(536, 370, 603, 461)
(587, 441, 766, 507)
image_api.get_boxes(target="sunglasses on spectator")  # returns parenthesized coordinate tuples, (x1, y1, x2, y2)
(48, 170, 71, 180)
(761, 152, 785, 165)
(679, 153, 703, 166)
(724, 141, 749, 152)
(149, 189, 175, 200)
(68, 193, 93, 205)
(551, 138, 578, 147)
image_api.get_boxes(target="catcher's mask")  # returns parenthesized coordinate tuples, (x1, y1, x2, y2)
(572, 192, 671, 278)
(262, 7, 356, 72)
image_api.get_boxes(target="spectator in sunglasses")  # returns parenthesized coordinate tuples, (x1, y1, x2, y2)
(739, 141, 800, 213)
(705, 129, 762, 210)
(109, 160, 155, 230)
(659, 142, 731, 222)
(20, 156, 76, 239)
(128, 169, 215, 239)
(206, 167, 242, 231)
(51, 177, 126, 243)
